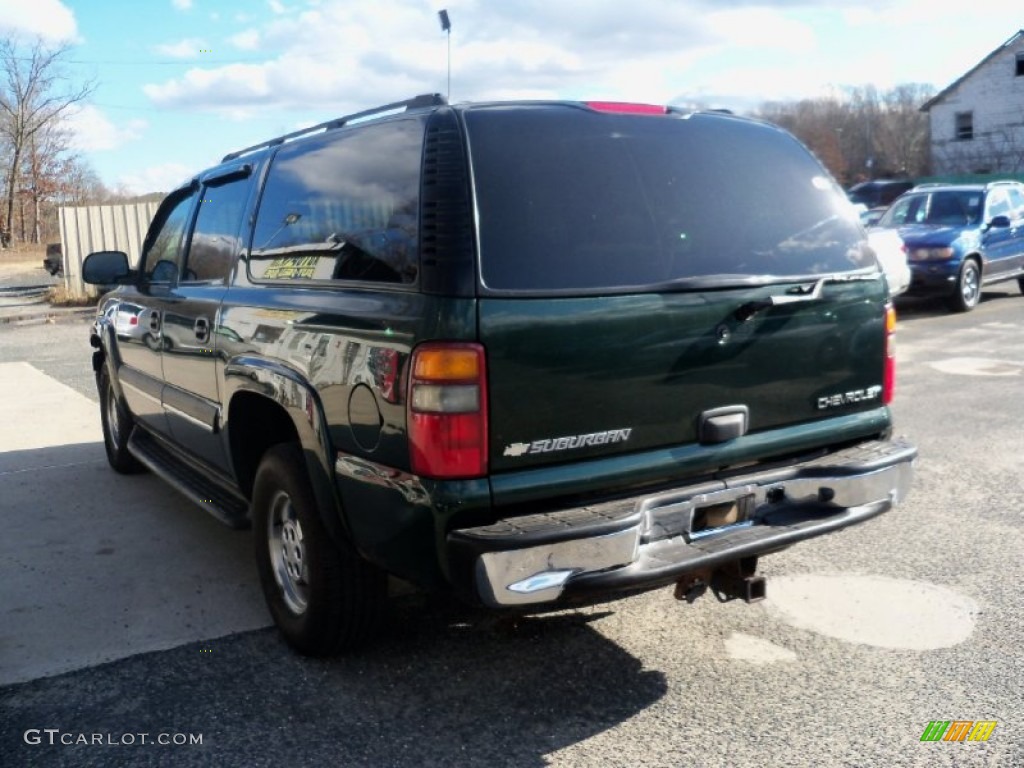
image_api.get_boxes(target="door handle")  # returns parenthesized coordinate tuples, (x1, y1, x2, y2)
(194, 316, 210, 344)
(149, 310, 161, 334)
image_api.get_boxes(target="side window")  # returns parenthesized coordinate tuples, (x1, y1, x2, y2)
(143, 191, 196, 283)
(248, 118, 424, 285)
(184, 177, 251, 283)
(985, 190, 1010, 220)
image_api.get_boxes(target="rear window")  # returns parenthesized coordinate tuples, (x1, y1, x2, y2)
(465, 106, 870, 292)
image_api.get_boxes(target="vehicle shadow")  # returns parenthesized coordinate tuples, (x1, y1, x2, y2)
(1, 597, 667, 767)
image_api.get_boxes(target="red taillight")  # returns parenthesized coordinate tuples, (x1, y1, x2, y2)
(585, 101, 667, 115)
(408, 343, 488, 479)
(883, 304, 896, 405)
(129, 316, 138, 325)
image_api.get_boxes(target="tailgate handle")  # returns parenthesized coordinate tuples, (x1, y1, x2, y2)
(735, 273, 881, 322)
(699, 406, 749, 445)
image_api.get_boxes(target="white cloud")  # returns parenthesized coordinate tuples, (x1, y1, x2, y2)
(117, 163, 192, 196)
(172, 0, 193, 10)
(67, 105, 147, 152)
(0, 0, 77, 42)
(145, 63, 272, 105)
(154, 38, 207, 59)
(142, 0, 1018, 118)
(229, 29, 261, 51)
(704, 8, 816, 52)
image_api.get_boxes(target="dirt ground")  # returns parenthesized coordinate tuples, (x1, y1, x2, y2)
(0, 247, 46, 279)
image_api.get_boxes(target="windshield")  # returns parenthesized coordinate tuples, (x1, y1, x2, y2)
(878, 190, 983, 228)
(465, 106, 870, 292)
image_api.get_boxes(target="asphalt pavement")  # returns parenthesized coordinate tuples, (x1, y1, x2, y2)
(0, 286, 1022, 767)
(0, 259, 93, 327)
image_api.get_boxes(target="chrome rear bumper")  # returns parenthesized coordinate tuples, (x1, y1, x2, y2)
(449, 439, 916, 608)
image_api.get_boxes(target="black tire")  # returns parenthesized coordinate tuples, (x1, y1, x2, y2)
(1017, 276, 1024, 294)
(98, 367, 145, 474)
(253, 443, 386, 655)
(947, 259, 981, 313)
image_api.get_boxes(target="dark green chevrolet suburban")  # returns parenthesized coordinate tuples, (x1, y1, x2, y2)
(84, 95, 916, 655)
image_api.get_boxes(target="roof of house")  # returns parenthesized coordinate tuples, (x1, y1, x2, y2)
(920, 29, 1024, 112)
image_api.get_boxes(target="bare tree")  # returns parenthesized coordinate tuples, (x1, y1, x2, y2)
(754, 83, 935, 184)
(874, 83, 935, 176)
(0, 36, 94, 248)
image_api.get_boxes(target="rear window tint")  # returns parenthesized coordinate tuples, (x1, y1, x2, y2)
(248, 118, 424, 285)
(465, 107, 869, 292)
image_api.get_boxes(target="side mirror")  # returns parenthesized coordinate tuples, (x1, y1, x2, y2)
(83, 251, 131, 285)
(987, 215, 1011, 229)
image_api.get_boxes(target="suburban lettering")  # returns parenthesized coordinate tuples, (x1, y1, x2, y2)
(505, 428, 634, 456)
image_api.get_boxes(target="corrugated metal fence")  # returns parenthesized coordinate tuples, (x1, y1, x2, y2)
(58, 202, 159, 298)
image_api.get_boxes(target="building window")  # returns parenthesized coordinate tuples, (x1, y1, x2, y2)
(1017, 52, 1024, 76)
(955, 111, 973, 141)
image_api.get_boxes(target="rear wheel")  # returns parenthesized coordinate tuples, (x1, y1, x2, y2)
(948, 259, 981, 312)
(253, 443, 386, 655)
(98, 367, 144, 474)
(1017, 276, 1024, 294)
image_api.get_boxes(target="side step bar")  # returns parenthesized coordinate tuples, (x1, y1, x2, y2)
(128, 427, 250, 529)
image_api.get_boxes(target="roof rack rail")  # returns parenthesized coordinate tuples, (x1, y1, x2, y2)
(221, 93, 447, 162)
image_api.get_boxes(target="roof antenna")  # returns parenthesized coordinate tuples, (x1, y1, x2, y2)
(438, 9, 451, 101)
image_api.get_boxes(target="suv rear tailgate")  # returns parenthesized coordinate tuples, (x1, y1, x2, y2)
(482, 280, 887, 480)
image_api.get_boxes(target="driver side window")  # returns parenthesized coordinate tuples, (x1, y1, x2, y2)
(985, 190, 1010, 221)
(143, 191, 196, 283)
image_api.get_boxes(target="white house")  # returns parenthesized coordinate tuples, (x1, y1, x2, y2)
(922, 30, 1024, 175)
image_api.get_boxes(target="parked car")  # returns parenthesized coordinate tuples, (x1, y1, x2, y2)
(81, 95, 916, 655)
(43, 243, 63, 276)
(860, 207, 888, 228)
(874, 181, 1024, 311)
(847, 179, 915, 210)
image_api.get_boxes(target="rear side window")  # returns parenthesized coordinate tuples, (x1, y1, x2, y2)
(465, 107, 870, 292)
(248, 118, 424, 285)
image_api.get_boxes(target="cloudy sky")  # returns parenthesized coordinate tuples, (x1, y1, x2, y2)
(2, 0, 1022, 194)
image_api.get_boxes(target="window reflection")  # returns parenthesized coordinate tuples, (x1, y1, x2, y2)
(249, 119, 424, 284)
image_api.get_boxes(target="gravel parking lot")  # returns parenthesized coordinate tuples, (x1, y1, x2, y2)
(1, 287, 1022, 767)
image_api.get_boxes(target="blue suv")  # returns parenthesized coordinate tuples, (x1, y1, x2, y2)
(875, 181, 1024, 311)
